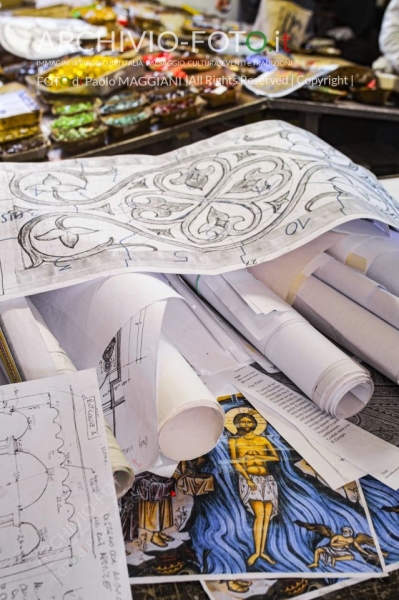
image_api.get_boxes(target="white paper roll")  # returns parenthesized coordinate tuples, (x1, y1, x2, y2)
(31, 273, 180, 370)
(184, 273, 373, 419)
(28, 300, 135, 499)
(249, 229, 399, 383)
(0, 297, 135, 499)
(292, 276, 399, 384)
(314, 254, 399, 330)
(31, 273, 184, 473)
(157, 336, 225, 461)
(328, 232, 399, 297)
(0, 297, 58, 382)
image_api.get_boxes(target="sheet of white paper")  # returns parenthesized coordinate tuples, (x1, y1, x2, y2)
(1, 121, 399, 301)
(165, 274, 277, 373)
(32, 274, 181, 370)
(201, 576, 376, 600)
(166, 275, 252, 359)
(247, 395, 366, 489)
(223, 269, 293, 315)
(1, 297, 134, 499)
(230, 366, 399, 489)
(0, 369, 130, 599)
(163, 276, 248, 375)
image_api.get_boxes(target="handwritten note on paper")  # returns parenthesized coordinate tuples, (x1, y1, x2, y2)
(230, 366, 399, 489)
(0, 369, 130, 600)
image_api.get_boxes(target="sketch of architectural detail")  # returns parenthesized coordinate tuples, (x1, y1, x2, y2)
(1, 120, 399, 299)
(98, 332, 124, 435)
(96, 304, 163, 472)
(0, 391, 76, 580)
(0, 370, 130, 599)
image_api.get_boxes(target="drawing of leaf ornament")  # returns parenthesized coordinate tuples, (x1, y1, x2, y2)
(35, 216, 98, 249)
(24, 172, 87, 202)
(198, 207, 243, 241)
(129, 197, 191, 221)
(268, 192, 290, 213)
(227, 168, 272, 194)
(171, 165, 214, 190)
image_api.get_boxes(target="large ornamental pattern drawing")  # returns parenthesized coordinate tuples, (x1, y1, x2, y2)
(1, 121, 399, 297)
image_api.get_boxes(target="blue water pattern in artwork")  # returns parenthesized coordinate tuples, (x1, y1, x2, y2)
(188, 395, 382, 575)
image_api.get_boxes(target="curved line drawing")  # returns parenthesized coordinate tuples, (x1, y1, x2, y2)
(3, 121, 397, 292)
(54, 406, 78, 544)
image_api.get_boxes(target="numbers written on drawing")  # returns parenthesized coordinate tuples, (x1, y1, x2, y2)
(244, 258, 258, 267)
(0, 209, 38, 223)
(285, 217, 311, 236)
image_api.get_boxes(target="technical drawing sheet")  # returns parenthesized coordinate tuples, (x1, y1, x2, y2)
(0, 369, 131, 600)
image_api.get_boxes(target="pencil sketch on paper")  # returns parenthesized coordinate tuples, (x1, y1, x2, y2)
(99, 330, 125, 435)
(0, 370, 130, 599)
(1, 120, 399, 299)
(97, 304, 163, 472)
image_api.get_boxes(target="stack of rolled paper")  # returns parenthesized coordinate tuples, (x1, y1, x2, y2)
(183, 272, 374, 419)
(249, 225, 399, 387)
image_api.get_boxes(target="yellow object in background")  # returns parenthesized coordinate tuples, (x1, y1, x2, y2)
(44, 56, 130, 90)
(182, 4, 201, 15)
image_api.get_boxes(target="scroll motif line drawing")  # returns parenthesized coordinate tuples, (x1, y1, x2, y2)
(1, 121, 399, 299)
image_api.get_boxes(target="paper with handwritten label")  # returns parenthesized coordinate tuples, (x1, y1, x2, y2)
(0, 369, 131, 599)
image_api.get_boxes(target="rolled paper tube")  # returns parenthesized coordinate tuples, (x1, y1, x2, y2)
(252, 261, 399, 384)
(292, 275, 399, 385)
(0, 297, 58, 382)
(328, 234, 399, 297)
(314, 255, 399, 330)
(104, 422, 135, 499)
(184, 274, 373, 419)
(30, 299, 135, 498)
(31, 273, 180, 370)
(157, 335, 225, 461)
